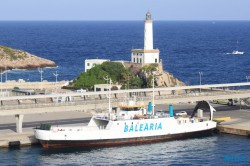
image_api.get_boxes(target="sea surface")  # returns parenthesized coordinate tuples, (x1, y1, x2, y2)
(1, 134, 249, 165)
(0, 21, 250, 85)
(0, 21, 250, 165)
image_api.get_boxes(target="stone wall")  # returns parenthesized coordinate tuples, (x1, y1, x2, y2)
(0, 80, 68, 90)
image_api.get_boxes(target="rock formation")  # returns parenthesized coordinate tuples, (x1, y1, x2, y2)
(154, 62, 185, 87)
(0, 45, 56, 70)
(124, 61, 185, 88)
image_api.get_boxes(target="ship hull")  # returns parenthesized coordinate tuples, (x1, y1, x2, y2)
(39, 129, 214, 149)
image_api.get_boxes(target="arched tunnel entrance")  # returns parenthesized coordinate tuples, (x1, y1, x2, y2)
(191, 101, 216, 120)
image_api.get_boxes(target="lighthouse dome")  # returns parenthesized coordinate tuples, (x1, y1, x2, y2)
(146, 11, 152, 20)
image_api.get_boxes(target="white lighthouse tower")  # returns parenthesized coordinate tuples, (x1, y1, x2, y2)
(144, 11, 153, 50)
(131, 11, 160, 64)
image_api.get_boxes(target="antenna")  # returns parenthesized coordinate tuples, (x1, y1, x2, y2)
(53, 71, 59, 83)
(53, 71, 59, 92)
(104, 75, 112, 113)
(152, 71, 156, 116)
(5, 66, 7, 82)
(38, 68, 43, 90)
(38, 68, 43, 82)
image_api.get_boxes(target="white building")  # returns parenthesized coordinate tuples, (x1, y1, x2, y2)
(84, 59, 110, 72)
(131, 11, 160, 64)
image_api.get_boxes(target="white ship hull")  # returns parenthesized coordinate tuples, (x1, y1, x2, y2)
(34, 117, 216, 149)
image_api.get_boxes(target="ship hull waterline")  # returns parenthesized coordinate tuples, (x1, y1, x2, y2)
(38, 129, 214, 149)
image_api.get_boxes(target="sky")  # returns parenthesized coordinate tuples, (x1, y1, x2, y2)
(0, 0, 250, 21)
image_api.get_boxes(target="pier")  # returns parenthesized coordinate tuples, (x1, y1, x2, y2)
(0, 82, 250, 148)
(215, 111, 250, 136)
(0, 103, 249, 148)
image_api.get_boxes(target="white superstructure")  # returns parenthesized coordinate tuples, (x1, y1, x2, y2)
(34, 100, 217, 149)
(131, 11, 160, 64)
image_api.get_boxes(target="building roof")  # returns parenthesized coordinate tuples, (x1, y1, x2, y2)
(131, 49, 160, 53)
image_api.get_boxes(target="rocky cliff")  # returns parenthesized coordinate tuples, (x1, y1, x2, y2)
(0, 45, 56, 70)
(154, 62, 185, 87)
(124, 61, 185, 88)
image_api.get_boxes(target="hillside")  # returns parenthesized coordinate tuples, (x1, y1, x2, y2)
(70, 61, 184, 90)
(0, 45, 56, 70)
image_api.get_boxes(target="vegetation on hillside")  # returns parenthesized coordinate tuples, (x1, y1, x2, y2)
(71, 62, 158, 91)
(0, 45, 56, 70)
(0, 45, 27, 61)
(72, 62, 126, 90)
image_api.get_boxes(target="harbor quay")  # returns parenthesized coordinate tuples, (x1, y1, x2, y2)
(0, 111, 92, 148)
(0, 102, 249, 148)
(1, 82, 250, 134)
(1, 82, 250, 148)
(1, 80, 68, 91)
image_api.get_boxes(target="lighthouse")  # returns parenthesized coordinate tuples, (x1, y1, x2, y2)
(131, 11, 160, 64)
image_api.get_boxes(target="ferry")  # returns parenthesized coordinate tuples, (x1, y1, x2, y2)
(34, 99, 217, 149)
